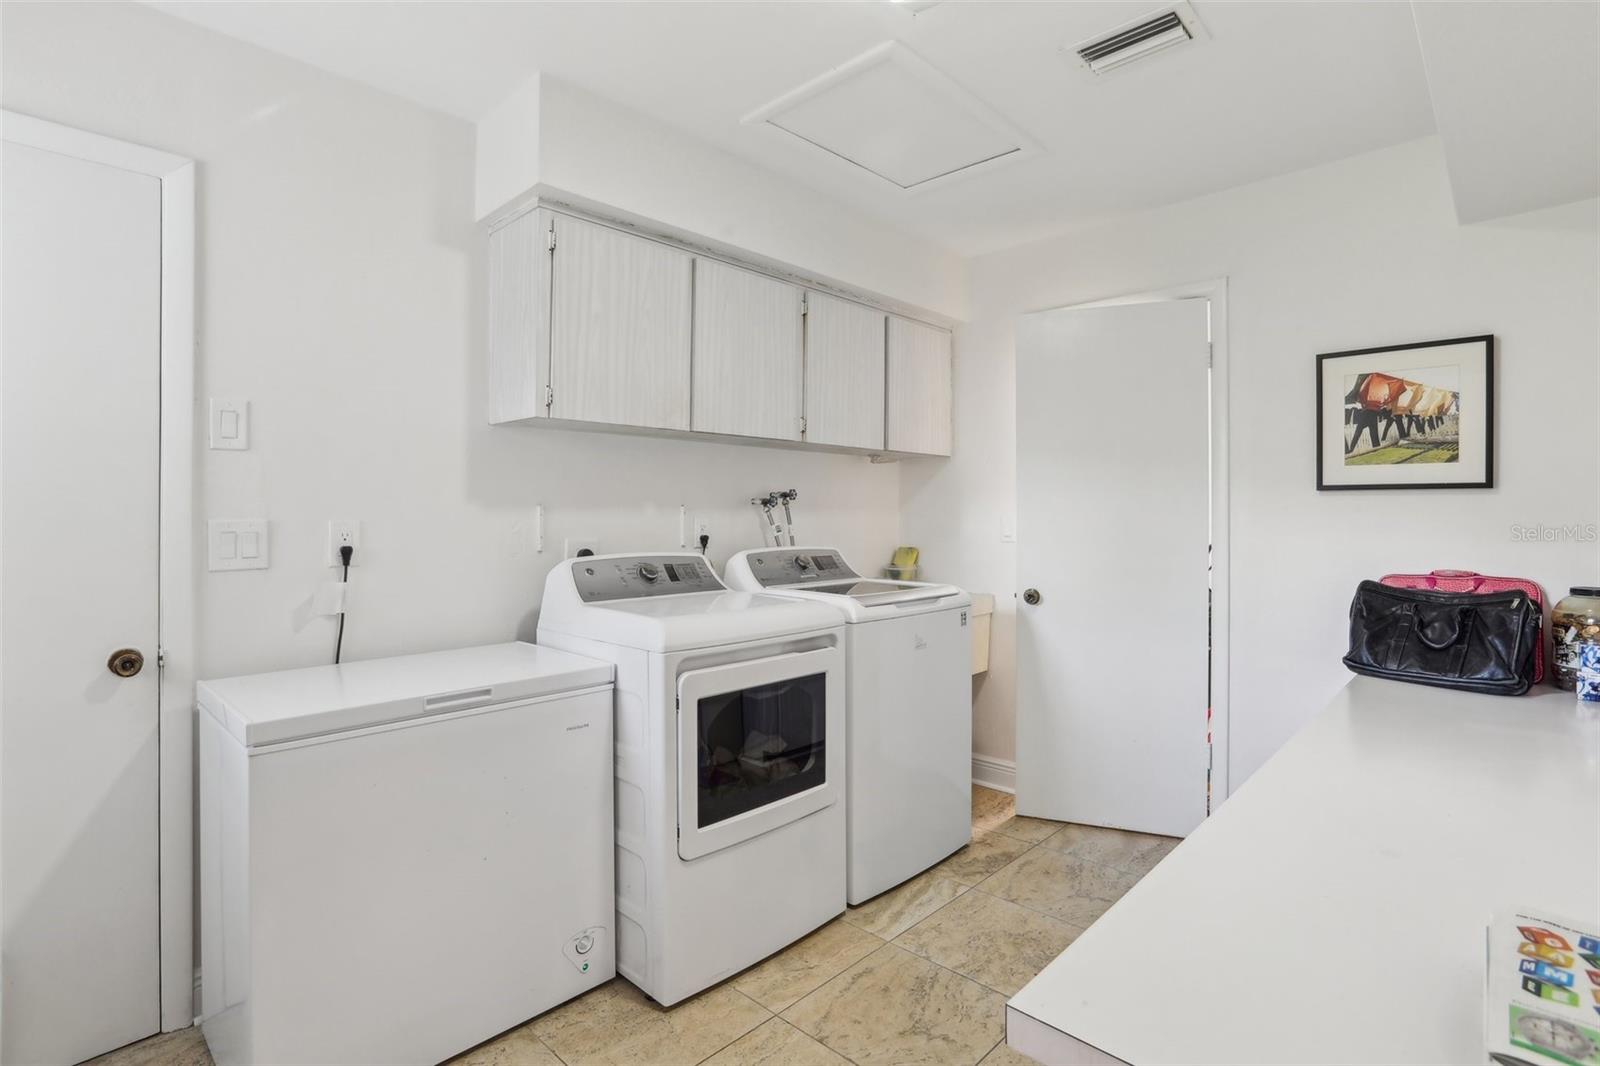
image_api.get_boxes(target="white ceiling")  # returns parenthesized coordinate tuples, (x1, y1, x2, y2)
(1413, 1, 1600, 224)
(145, 1, 1445, 254)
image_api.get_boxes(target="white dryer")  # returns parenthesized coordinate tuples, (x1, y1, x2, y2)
(537, 553, 846, 1006)
(723, 548, 972, 905)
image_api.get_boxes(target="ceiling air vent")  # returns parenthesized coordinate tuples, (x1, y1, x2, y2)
(1074, 3, 1204, 75)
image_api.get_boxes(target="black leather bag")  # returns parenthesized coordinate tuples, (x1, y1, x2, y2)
(1343, 580, 1541, 695)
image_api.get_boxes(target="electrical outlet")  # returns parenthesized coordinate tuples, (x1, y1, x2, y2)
(564, 537, 598, 559)
(328, 520, 361, 566)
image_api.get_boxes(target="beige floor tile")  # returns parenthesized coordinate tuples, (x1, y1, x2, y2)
(971, 785, 1015, 834)
(449, 1025, 564, 1066)
(984, 814, 1063, 845)
(972, 788, 1065, 845)
(978, 1037, 1042, 1065)
(88, 1028, 213, 1066)
(932, 831, 1034, 886)
(841, 868, 969, 940)
(978, 847, 1139, 928)
(733, 919, 883, 1012)
(1123, 836, 1179, 878)
(784, 943, 1006, 1066)
(701, 1017, 851, 1066)
(531, 979, 768, 1065)
(895, 888, 1082, 996)
(1036, 823, 1177, 875)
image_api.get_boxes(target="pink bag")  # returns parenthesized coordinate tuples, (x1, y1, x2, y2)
(1379, 570, 1546, 684)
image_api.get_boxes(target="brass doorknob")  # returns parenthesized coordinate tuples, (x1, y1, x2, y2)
(1022, 589, 1041, 606)
(107, 649, 145, 678)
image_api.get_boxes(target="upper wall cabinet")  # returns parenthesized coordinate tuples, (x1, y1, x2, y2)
(803, 292, 886, 451)
(886, 316, 953, 456)
(488, 209, 692, 430)
(487, 208, 554, 424)
(691, 259, 804, 441)
(550, 214, 693, 431)
(487, 203, 952, 457)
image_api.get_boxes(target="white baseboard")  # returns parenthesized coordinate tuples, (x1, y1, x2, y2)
(971, 754, 1015, 794)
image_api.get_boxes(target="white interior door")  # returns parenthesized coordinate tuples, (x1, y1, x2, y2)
(1015, 298, 1210, 838)
(2, 142, 163, 1063)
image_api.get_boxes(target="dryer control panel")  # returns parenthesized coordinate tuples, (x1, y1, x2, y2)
(572, 555, 724, 602)
(741, 549, 859, 588)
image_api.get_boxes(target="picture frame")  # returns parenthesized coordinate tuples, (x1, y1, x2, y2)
(1316, 334, 1494, 491)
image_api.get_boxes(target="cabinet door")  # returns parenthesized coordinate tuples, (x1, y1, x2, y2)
(487, 208, 553, 423)
(886, 317, 953, 456)
(550, 214, 692, 431)
(691, 259, 804, 441)
(803, 292, 885, 450)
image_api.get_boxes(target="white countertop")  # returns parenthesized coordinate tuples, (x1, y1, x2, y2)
(1007, 676, 1600, 1066)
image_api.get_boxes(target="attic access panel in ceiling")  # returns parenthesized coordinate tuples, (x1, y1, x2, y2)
(744, 42, 1037, 192)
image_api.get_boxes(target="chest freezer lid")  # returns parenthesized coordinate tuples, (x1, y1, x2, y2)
(197, 641, 613, 748)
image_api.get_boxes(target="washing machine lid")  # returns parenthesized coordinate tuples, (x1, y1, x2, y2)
(197, 642, 614, 748)
(723, 548, 970, 620)
(538, 553, 843, 652)
(538, 589, 843, 652)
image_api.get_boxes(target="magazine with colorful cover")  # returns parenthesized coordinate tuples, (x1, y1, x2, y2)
(1488, 912, 1600, 1066)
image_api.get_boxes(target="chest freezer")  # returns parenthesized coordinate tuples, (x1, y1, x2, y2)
(198, 642, 614, 1066)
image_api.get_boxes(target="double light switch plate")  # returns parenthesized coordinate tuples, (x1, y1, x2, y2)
(209, 519, 269, 571)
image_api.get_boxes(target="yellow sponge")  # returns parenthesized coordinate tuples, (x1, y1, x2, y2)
(891, 545, 920, 568)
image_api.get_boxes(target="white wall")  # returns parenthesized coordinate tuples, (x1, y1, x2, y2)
(2, 0, 908, 681)
(532, 76, 969, 321)
(902, 136, 1600, 791)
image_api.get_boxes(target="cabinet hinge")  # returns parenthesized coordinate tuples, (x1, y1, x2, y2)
(547, 223, 556, 253)
(1207, 342, 1213, 368)
(157, 648, 167, 669)
(545, 385, 554, 411)
(800, 416, 808, 437)
(800, 292, 809, 316)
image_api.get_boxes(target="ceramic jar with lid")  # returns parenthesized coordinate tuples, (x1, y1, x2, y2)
(1550, 586, 1600, 689)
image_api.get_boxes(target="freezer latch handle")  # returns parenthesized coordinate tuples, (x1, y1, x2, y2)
(423, 687, 495, 712)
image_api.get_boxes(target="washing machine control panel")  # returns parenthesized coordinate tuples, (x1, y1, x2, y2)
(572, 555, 725, 602)
(743, 549, 858, 587)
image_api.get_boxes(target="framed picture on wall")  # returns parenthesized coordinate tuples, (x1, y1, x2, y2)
(1316, 334, 1494, 490)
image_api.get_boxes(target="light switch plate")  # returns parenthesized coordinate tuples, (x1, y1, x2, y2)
(209, 399, 249, 450)
(209, 519, 269, 571)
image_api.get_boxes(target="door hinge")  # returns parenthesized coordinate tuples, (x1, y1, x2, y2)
(799, 416, 808, 437)
(547, 222, 557, 252)
(544, 385, 554, 411)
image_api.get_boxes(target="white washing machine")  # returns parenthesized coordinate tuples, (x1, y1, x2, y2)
(537, 552, 846, 1006)
(724, 548, 973, 905)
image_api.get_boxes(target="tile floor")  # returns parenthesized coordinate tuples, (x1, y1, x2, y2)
(93, 787, 1175, 1066)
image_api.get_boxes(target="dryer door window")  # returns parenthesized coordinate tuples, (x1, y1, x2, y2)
(676, 645, 842, 862)
(696, 671, 826, 829)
